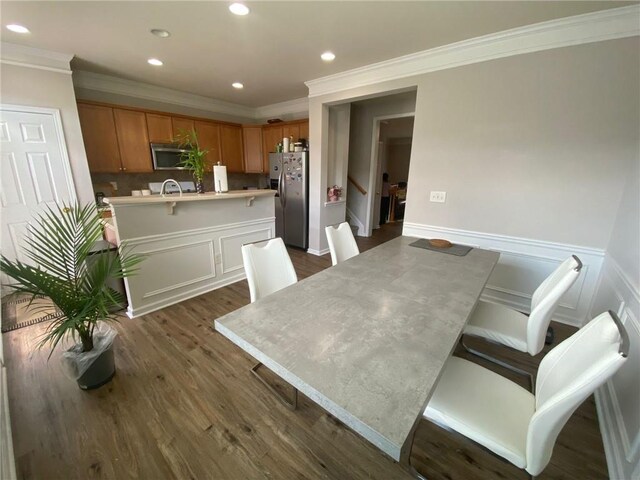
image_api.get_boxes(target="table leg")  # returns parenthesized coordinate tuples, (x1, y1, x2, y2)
(399, 421, 427, 479)
(251, 362, 298, 410)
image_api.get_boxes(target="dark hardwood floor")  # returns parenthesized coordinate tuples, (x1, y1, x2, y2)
(3, 221, 608, 479)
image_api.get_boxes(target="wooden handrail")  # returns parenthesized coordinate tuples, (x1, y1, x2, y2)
(348, 175, 367, 195)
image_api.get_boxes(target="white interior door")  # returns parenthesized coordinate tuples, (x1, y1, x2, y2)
(0, 106, 77, 275)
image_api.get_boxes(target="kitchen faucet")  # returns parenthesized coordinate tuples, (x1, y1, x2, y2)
(160, 179, 183, 196)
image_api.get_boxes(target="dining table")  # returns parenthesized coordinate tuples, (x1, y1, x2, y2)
(214, 235, 500, 475)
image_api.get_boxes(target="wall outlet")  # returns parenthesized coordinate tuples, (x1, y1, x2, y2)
(430, 191, 446, 203)
(110, 181, 118, 191)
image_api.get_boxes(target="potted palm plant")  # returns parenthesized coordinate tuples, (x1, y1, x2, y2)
(175, 128, 208, 194)
(0, 203, 143, 390)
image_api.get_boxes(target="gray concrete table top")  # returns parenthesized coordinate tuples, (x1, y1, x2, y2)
(215, 236, 499, 462)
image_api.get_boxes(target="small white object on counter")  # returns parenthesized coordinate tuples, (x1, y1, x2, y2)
(131, 190, 142, 197)
(214, 164, 229, 192)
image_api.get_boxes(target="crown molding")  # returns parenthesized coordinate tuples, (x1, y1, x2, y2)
(255, 97, 309, 120)
(305, 5, 640, 98)
(73, 70, 256, 120)
(0, 42, 74, 74)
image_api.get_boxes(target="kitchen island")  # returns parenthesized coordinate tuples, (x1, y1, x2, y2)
(105, 190, 276, 318)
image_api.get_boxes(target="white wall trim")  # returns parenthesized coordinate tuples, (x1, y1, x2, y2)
(403, 222, 605, 326)
(593, 254, 640, 479)
(254, 97, 309, 120)
(305, 5, 640, 97)
(73, 70, 310, 121)
(0, 42, 73, 74)
(345, 206, 365, 238)
(307, 247, 330, 257)
(73, 70, 256, 120)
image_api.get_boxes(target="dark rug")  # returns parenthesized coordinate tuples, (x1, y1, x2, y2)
(1, 295, 63, 333)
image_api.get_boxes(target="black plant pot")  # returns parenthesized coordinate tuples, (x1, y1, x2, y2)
(76, 343, 116, 390)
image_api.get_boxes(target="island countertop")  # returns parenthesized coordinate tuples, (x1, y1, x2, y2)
(104, 189, 275, 206)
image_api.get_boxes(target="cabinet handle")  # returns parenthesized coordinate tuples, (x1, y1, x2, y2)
(122, 167, 127, 171)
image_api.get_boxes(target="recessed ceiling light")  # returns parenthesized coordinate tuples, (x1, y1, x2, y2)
(229, 3, 250, 15)
(232, 82, 244, 89)
(150, 29, 171, 38)
(321, 51, 336, 62)
(147, 58, 163, 66)
(6, 24, 30, 34)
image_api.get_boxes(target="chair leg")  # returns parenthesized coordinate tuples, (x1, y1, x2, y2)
(250, 362, 298, 410)
(461, 336, 535, 392)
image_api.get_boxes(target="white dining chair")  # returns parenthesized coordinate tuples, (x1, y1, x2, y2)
(423, 310, 629, 478)
(241, 237, 299, 408)
(325, 222, 360, 266)
(241, 237, 298, 303)
(463, 255, 582, 389)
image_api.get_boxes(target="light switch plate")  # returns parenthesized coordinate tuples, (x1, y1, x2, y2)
(430, 191, 446, 203)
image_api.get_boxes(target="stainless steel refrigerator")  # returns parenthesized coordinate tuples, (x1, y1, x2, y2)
(269, 152, 309, 249)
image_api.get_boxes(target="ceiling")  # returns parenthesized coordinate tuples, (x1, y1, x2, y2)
(0, 1, 633, 107)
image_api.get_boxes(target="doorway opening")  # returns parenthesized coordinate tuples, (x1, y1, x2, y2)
(370, 114, 414, 234)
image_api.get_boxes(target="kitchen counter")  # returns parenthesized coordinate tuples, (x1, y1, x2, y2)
(105, 189, 274, 206)
(107, 189, 276, 318)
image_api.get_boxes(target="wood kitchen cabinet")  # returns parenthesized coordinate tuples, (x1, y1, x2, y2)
(113, 109, 153, 173)
(194, 120, 222, 171)
(77, 103, 122, 173)
(220, 125, 244, 173)
(282, 124, 300, 143)
(242, 126, 263, 173)
(299, 120, 309, 142)
(146, 113, 173, 143)
(172, 117, 195, 140)
(262, 125, 283, 171)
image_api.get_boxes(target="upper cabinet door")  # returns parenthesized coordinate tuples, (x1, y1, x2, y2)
(146, 113, 173, 143)
(194, 121, 222, 172)
(220, 125, 244, 173)
(262, 125, 283, 172)
(113, 109, 153, 173)
(77, 103, 122, 173)
(172, 117, 195, 141)
(282, 124, 300, 143)
(242, 126, 263, 173)
(299, 120, 309, 143)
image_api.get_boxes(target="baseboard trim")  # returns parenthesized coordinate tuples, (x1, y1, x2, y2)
(307, 247, 330, 257)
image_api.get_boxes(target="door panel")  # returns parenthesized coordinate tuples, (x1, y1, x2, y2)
(172, 117, 195, 140)
(299, 120, 309, 143)
(77, 103, 121, 173)
(0, 109, 77, 272)
(220, 125, 244, 173)
(242, 126, 263, 173)
(146, 113, 173, 143)
(113, 109, 153, 173)
(282, 124, 300, 143)
(262, 126, 282, 172)
(194, 121, 222, 171)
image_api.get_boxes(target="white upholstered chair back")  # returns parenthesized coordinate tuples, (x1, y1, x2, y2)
(525, 311, 628, 475)
(325, 222, 360, 266)
(527, 255, 582, 355)
(241, 238, 298, 303)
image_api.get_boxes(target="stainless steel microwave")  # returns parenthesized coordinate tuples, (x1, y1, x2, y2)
(150, 143, 188, 170)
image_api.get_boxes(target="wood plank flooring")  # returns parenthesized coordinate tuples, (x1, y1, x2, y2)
(3, 222, 608, 479)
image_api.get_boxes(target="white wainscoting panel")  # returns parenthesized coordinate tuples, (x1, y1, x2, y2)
(123, 218, 274, 318)
(403, 223, 605, 326)
(592, 255, 640, 480)
(219, 228, 273, 275)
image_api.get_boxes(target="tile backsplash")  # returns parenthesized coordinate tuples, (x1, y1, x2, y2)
(92, 171, 269, 197)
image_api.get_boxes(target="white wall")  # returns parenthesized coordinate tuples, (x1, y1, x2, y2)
(386, 140, 412, 184)
(345, 91, 416, 232)
(406, 38, 637, 249)
(592, 153, 640, 480)
(1, 64, 94, 205)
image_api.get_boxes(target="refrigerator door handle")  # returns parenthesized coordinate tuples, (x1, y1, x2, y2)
(278, 168, 285, 207)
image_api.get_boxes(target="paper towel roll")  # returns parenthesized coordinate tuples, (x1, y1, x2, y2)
(214, 165, 228, 192)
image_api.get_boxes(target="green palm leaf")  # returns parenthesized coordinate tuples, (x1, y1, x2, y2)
(1, 203, 144, 357)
